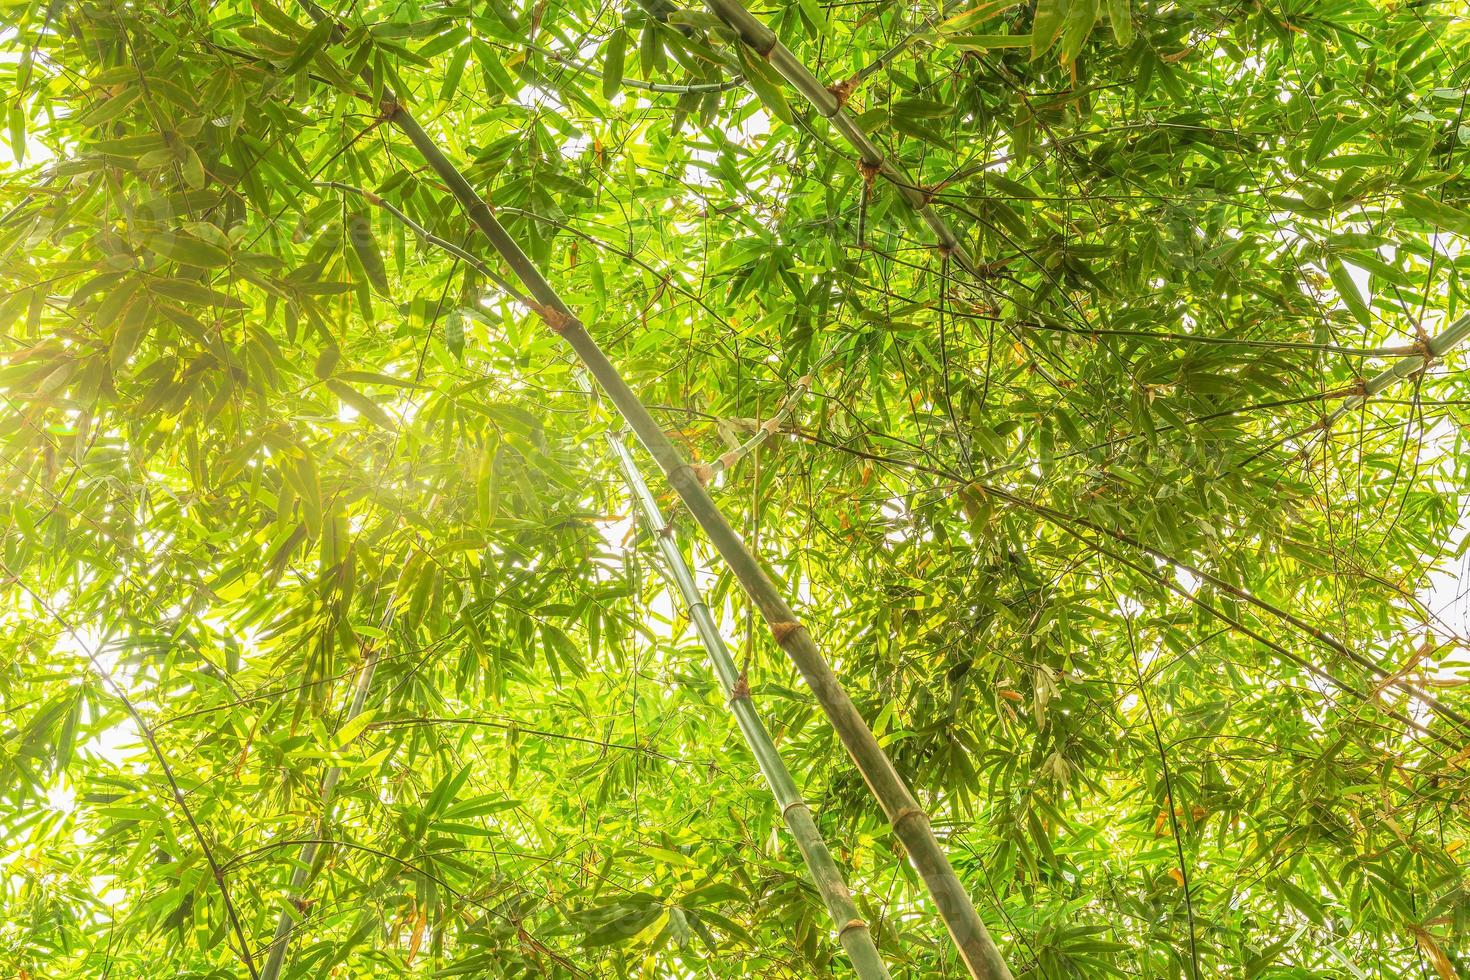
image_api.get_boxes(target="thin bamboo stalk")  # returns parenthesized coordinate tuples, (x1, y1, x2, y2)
(293, 7, 1010, 978)
(315, 174, 889, 973)
(693, 343, 845, 484)
(700, 0, 994, 289)
(259, 621, 390, 980)
(608, 433, 891, 980)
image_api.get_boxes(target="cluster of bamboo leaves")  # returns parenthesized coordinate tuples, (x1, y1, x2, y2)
(1, 0, 1468, 975)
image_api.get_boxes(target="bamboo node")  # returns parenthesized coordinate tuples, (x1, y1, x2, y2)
(535, 304, 574, 334)
(826, 75, 859, 112)
(780, 799, 808, 818)
(377, 98, 401, 121)
(689, 461, 714, 484)
(836, 918, 870, 940)
(892, 806, 927, 832)
(729, 672, 751, 702)
(857, 159, 881, 187)
(797, 374, 814, 389)
(1413, 326, 1436, 370)
(770, 620, 802, 644)
(761, 417, 783, 435)
(1350, 376, 1369, 398)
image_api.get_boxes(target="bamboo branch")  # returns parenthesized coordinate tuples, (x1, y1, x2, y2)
(979, 484, 1470, 736)
(1, 566, 260, 980)
(289, 4, 1008, 976)
(692, 344, 844, 485)
(1229, 314, 1470, 473)
(315, 180, 530, 306)
(609, 433, 892, 979)
(1320, 314, 1470, 432)
(849, 0, 967, 88)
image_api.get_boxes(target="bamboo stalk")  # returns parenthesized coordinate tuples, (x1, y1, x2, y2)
(292, 6, 1009, 977)
(1321, 314, 1470, 432)
(608, 433, 891, 980)
(259, 622, 390, 980)
(697, 3, 1014, 975)
(700, 0, 994, 287)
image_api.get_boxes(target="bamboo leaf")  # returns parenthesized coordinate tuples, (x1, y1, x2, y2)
(1329, 260, 1372, 328)
(602, 30, 626, 101)
(325, 379, 397, 430)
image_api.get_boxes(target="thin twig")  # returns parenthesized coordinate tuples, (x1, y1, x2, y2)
(1, 563, 261, 980)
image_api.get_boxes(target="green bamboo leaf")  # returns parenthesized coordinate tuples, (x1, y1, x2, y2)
(477, 435, 499, 527)
(109, 300, 151, 372)
(940, 0, 1027, 32)
(602, 30, 626, 100)
(735, 48, 793, 125)
(797, 0, 832, 35)
(418, 27, 470, 60)
(347, 212, 391, 296)
(284, 19, 334, 75)
(440, 42, 472, 103)
(445, 309, 465, 360)
(1059, 0, 1098, 64)
(1031, 0, 1067, 59)
(291, 452, 322, 539)
(325, 378, 397, 430)
(74, 88, 140, 128)
(1106, 0, 1133, 45)
(180, 145, 206, 189)
(947, 34, 1031, 50)
(1402, 192, 1470, 236)
(151, 234, 228, 269)
(1329, 260, 1372, 328)
(8, 105, 24, 164)
(147, 277, 246, 308)
(639, 22, 658, 80)
(56, 692, 82, 772)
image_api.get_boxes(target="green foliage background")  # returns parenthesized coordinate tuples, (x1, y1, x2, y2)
(1, 0, 1468, 975)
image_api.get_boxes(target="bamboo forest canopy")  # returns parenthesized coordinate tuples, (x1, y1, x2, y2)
(3, 0, 1470, 975)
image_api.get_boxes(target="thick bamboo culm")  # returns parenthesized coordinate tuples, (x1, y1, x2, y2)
(608, 433, 891, 980)
(291, 5, 1010, 977)
(388, 110, 1016, 980)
